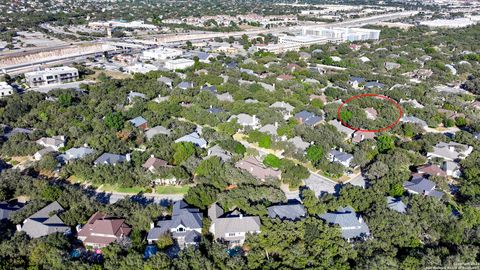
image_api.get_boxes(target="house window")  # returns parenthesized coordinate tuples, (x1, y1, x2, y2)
(228, 233, 236, 237)
(178, 227, 184, 232)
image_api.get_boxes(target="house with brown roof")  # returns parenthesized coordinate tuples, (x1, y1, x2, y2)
(77, 212, 131, 249)
(143, 155, 170, 173)
(417, 164, 447, 178)
(235, 156, 281, 180)
(352, 131, 375, 143)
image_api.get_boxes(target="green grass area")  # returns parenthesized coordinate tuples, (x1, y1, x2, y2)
(155, 185, 190, 194)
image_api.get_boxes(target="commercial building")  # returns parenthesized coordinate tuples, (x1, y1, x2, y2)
(0, 82, 14, 97)
(142, 47, 183, 60)
(25, 67, 79, 87)
(278, 34, 330, 46)
(164, 58, 195, 70)
(301, 27, 381, 42)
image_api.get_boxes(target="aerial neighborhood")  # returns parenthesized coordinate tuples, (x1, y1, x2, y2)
(1, 0, 480, 268)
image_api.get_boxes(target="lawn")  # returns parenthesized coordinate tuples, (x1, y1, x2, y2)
(155, 185, 190, 194)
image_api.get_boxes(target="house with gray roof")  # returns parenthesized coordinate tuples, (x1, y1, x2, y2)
(207, 145, 232, 162)
(329, 149, 354, 167)
(294, 110, 323, 127)
(94, 153, 130, 166)
(216, 92, 234, 102)
(0, 201, 23, 220)
(267, 203, 306, 221)
(129, 116, 148, 130)
(147, 201, 202, 248)
(427, 142, 473, 161)
(348, 76, 365, 88)
(1, 126, 33, 139)
(19, 201, 70, 238)
(400, 116, 428, 128)
(208, 203, 261, 247)
(157, 77, 173, 88)
(288, 136, 310, 153)
(320, 206, 370, 241)
(329, 120, 355, 139)
(59, 147, 95, 163)
(36, 135, 65, 151)
(34, 147, 57, 161)
(403, 177, 444, 199)
(228, 114, 260, 130)
(145, 126, 171, 140)
(127, 91, 147, 103)
(175, 132, 207, 148)
(258, 82, 275, 92)
(177, 81, 193, 90)
(269, 101, 294, 120)
(259, 123, 279, 137)
(443, 161, 461, 178)
(386, 197, 407, 213)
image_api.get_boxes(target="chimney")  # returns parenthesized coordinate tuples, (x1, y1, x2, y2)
(252, 115, 257, 124)
(76, 224, 82, 232)
(126, 153, 131, 162)
(16, 224, 22, 231)
(239, 214, 243, 219)
(274, 122, 278, 128)
(150, 222, 155, 229)
(150, 154, 154, 158)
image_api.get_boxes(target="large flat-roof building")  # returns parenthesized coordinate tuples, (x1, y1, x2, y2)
(25, 67, 79, 87)
(301, 27, 381, 42)
(164, 58, 195, 70)
(142, 47, 183, 60)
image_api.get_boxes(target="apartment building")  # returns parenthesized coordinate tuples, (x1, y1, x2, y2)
(25, 67, 79, 87)
(301, 27, 381, 42)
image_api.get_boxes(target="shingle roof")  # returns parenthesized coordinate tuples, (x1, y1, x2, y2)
(94, 153, 128, 165)
(386, 197, 407, 213)
(21, 201, 69, 238)
(320, 206, 370, 240)
(403, 178, 444, 199)
(329, 120, 355, 138)
(0, 201, 23, 220)
(267, 204, 306, 221)
(129, 116, 147, 127)
(235, 156, 281, 180)
(60, 147, 95, 161)
(174, 132, 207, 148)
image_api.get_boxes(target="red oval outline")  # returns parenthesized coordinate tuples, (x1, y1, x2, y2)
(337, 93, 404, 133)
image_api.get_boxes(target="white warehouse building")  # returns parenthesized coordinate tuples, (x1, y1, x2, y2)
(301, 27, 381, 42)
(164, 58, 195, 70)
(142, 47, 183, 60)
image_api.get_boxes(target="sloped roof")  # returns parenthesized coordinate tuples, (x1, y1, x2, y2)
(143, 156, 169, 170)
(129, 116, 147, 128)
(320, 206, 370, 240)
(94, 153, 127, 165)
(0, 201, 23, 220)
(22, 201, 69, 238)
(78, 212, 131, 246)
(267, 204, 306, 221)
(386, 197, 407, 213)
(235, 156, 281, 180)
(174, 132, 207, 148)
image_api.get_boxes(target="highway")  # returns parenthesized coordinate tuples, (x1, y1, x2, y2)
(152, 11, 418, 44)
